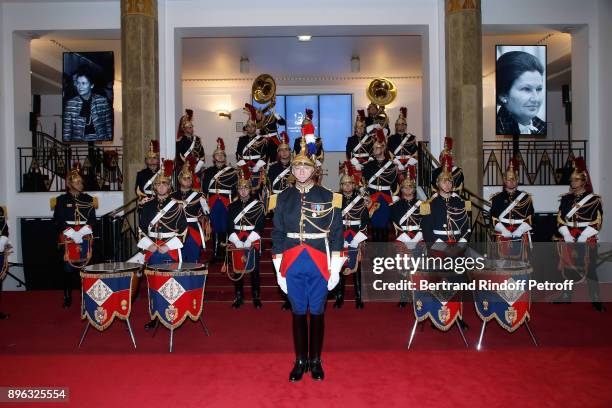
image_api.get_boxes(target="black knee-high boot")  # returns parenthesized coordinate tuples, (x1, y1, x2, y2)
(232, 277, 244, 309)
(333, 274, 345, 308)
(354, 269, 364, 309)
(251, 261, 262, 309)
(309, 314, 325, 380)
(289, 314, 309, 382)
(62, 263, 74, 308)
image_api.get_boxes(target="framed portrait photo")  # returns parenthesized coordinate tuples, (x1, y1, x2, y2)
(495, 45, 547, 136)
(62, 51, 115, 142)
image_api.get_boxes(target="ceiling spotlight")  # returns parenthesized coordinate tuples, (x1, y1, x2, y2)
(297, 35, 312, 42)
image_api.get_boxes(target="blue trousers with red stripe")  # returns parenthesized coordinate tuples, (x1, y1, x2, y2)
(283, 245, 328, 315)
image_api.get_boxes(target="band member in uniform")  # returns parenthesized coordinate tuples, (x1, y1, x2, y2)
(365, 102, 379, 128)
(391, 167, 426, 307)
(258, 107, 287, 163)
(137, 162, 187, 328)
(555, 157, 604, 311)
(172, 162, 210, 263)
(202, 138, 237, 262)
(0, 205, 12, 319)
(267, 131, 293, 195)
(237, 104, 268, 196)
(431, 137, 464, 193)
(175, 109, 206, 187)
(423, 154, 471, 244)
(335, 162, 369, 309)
(53, 166, 97, 308)
(388, 107, 418, 179)
(363, 129, 398, 242)
(270, 135, 345, 382)
(346, 110, 372, 171)
(489, 159, 534, 257)
(135, 140, 161, 202)
(227, 167, 266, 309)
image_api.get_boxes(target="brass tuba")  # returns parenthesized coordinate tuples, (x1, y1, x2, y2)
(251, 74, 277, 129)
(366, 77, 397, 129)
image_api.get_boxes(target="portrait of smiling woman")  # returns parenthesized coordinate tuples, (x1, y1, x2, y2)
(496, 47, 547, 135)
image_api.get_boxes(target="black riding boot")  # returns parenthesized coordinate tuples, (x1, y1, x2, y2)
(232, 278, 244, 309)
(289, 314, 309, 382)
(251, 263, 262, 309)
(354, 270, 364, 309)
(309, 314, 325, 380)
(62, 263, 73, 308)
(333, 274, 345, 309)
(281, 292, 292, 310)
(217, 233, 227, 261)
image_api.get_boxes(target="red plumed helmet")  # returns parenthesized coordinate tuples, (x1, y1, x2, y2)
(301, 122, 315, 136)
(400, 107, 407, 118)
(572, 156, 592, 192)
(444, 136, 453, 152)
(280, 131, 289, 145)
(244, 103, 257, 121)
(163, 159, 174, 177)
(357, 109, 366, 121)
(217, 137, 225, 151)
(305, 108, 314, 120)
(408, 164, 416, 181)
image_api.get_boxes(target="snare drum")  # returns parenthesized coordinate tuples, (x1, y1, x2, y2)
(145, 263, 208, 330)
(83, 262, 142, 300)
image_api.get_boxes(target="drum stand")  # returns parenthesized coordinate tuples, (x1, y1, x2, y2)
(77, 318, 137, 349)
(153, 316, 210, 352)
(476, 320, 538, 350)
(407, 318, 469, 349)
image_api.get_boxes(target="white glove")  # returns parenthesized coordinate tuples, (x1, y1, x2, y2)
(200, 198, 210, 215)
(252, 159, 266, 172)
(315, 159, 322, 167)
(137, 236, 155, 250)
(366, 123, 381, 133)
(78, 225, 93, 236)
(392, 195, 399, 203)
(459, 238, 468, 243)
(512, 222, 532, 238)
(407, 157, 418, 166)
(195, 159, 205, 173)
(272, 256, 287, 294)
(558, 225, 575, 242)
(165, 237, 183, 250)
(396, 233, 411, 243)
(577, 226, 598, 242)
(0, 236, 10, 252)
(274, 112, 282, 120)
(431, 239, 446, 251)
(350, 157, 363, 171)
(343, 240, 349, 248)
(328, 255, 347, 290)
(494, 222, 512, 238)
(228, 232, 243, 248)
(393, 158, 405, 171)
(63, 228, 83, 244)
(411, 231, 423, 243)
(244, 231, 260, 248)
(242, 240, 251, 248)
(350, 231, 367, 248)
(236, 159, 246, 167)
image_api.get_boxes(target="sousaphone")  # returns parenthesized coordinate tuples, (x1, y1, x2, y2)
(251, 74, 277, 129)
(366, 77, 397, 129)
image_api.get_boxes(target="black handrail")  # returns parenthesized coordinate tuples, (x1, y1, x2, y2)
(483, 140, 587, 186)
(99, 198, 139, 262)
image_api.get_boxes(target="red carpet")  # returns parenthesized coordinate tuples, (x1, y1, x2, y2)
(1, 291, 611, 407)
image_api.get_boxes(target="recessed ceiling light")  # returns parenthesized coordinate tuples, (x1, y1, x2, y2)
(297, 35, 312, 42)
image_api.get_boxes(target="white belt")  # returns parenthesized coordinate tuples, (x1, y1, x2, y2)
(287, 232, 327, 239)
(396, 155, 415, 160)
(343, 220, 361, 226)
(499, 217, 525, 225)
(433, 229, 461, 236)
(210, 189, 232, 195)
(272, 189, 284, 194)
(149, 231, 177, 239)
(65, 221, 82, 226)
(186, 217, 199, 223)
(235, 225, 255, 231)
(569, 221, 595, 228)
(353, 153, 369, 158)
(402, 225, 420, 231)
(242, 155, 261, 160)
(267, 132, 277, 137)
(368, 184, 391, 191)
